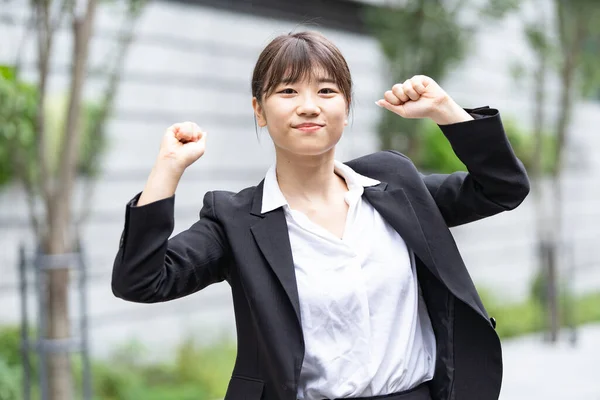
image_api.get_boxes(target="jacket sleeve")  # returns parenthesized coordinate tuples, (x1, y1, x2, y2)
(393, 106, 530, 228)
(111, 191, 230, 303)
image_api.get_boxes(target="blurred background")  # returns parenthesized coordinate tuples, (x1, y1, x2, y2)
(0, 0, 599, 399)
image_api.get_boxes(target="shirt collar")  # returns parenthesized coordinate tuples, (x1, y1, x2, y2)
(261, 160, 380, 214)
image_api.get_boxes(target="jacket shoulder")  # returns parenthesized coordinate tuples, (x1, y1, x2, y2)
(346, 151, 417, 181)
(209, 184, 259, 213)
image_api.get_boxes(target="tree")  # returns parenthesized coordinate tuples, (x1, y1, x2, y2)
(546, 0, 600, 342)
(506, 0, 600, 342)
(364, 0, 469, 158)
(0, 1, 147, 398)
(366, 0, 600, 343)
(363, 0, 523, 162)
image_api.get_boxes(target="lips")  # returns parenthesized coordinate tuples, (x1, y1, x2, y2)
(294, 123, 324, 128)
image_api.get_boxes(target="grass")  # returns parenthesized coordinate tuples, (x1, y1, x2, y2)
(480, 289, 600, 339)
(1, 290, 599, 399)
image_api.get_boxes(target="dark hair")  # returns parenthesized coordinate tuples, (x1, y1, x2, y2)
(251, 31, 353, 110)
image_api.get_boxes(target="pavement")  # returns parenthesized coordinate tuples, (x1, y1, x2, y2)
(500, 324, 600, 400)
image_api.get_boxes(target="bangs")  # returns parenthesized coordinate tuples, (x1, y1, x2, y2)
(261, 37, 348, 100)
(251, 31, 353, 108)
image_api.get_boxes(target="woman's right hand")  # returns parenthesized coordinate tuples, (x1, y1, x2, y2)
(136, 122, 207, 206)
(157, 121, 207, 175)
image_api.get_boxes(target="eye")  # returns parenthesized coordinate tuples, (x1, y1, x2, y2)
(278, 88, 296, 94)
(319, 88, 337, 94)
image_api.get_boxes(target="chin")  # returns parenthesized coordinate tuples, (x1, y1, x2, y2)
(296, 136, 342, 155)
(272, 130, 343, 157)
(279, 141, 337, 157)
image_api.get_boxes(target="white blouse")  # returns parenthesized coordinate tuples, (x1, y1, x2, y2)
(261, 160, 436, 400)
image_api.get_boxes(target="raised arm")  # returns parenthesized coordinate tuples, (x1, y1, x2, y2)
(111, 122, 230, 302)
(377, 76, 530, 227)
(422, 107, 529, 226)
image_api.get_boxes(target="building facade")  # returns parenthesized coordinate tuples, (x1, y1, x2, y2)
(0, 0, 598, 358)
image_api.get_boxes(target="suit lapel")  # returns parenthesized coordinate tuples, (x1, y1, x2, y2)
(248, 179, 443, 330)
(250, 182, 302, 327)
(363, 183, 440, 280)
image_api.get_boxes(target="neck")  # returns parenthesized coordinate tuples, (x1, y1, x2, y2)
(274, 149, 346, 205)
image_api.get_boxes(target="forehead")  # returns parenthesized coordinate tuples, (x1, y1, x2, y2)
(274, 64, 338, 86)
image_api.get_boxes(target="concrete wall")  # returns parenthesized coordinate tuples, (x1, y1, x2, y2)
(0, 0, 598, 358)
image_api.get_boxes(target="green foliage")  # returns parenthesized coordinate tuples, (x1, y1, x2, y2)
(91, 361, 145, 400)
(413, 116, 557, 174)
(0, 326, 21, 368)
(364, 1, 469, 154)
(172, 336, 237, 397)
(0, 358, 21, 400)
(573, 292, 600, 325)
(416, 119, 467, 173)
(0, 66, 37, 187)
(127, 384, 209, 400)
(80, 101, 109, 176)
(503, 118, 557, 175)
(478, 284, 600, 340)
(87, 335, 236, 399)
(580, 29, 600, 99)
(0, 64, 109, 190)
(483, 293, 546, 338)
(44, 94, 109, 178)
(0, 326, 37, 400)
(3, 291, 600, 398)
(479, 0, 521, 20)
(0, 326, 236, 400)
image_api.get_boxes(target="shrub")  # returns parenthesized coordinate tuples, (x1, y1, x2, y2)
(0, 357, 21, 400)
(415, 116, 556, 174)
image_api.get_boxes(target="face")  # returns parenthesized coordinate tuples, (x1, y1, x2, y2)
(252, 70, 349, 158)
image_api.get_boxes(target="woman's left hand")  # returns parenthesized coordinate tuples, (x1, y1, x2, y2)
(376, 75, 473, 125)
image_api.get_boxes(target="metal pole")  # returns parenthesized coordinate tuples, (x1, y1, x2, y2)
(18, 244, 31, 400)
(77, 239, 93, 400)
(34, 247, 48, 400)
(566, 241, 578, 345)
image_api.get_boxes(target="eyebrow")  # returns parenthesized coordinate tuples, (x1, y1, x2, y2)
(317, 78, 338, 84)
(280, 77, 338, 84)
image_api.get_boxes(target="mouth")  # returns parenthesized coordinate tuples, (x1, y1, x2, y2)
(293, 123, 325, 132)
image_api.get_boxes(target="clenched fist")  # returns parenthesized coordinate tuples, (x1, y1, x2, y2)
(376, 75, 472, 125)
(157, 121, 207, 174)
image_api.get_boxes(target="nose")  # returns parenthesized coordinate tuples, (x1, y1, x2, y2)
(296, 94, 321, 116)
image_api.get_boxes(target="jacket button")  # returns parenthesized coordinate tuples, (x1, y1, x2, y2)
(490, 317, 497, 329)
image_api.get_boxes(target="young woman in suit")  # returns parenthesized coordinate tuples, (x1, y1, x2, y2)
(112, 31, 530, 400)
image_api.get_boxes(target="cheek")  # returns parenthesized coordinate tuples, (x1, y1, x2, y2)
(262, 102, 290, 125)
(331, 101, 349, 125)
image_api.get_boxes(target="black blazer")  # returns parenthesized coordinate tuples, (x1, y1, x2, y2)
(112, 107, 530, 400)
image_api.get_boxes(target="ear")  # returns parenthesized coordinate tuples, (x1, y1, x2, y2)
(252, 97, 267, 127)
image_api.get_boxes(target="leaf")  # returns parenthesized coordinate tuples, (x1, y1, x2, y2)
(479, 0, 522, 20)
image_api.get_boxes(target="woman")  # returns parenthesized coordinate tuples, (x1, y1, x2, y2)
(112, 31, 529, 400)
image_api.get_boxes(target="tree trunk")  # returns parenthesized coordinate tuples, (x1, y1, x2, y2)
(544, 0, 587, 343)
(546, 178, 561, 342)
(45, 2, 97, 399)
(527, 0, 555, 342)
(45, 206, 73, 400)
